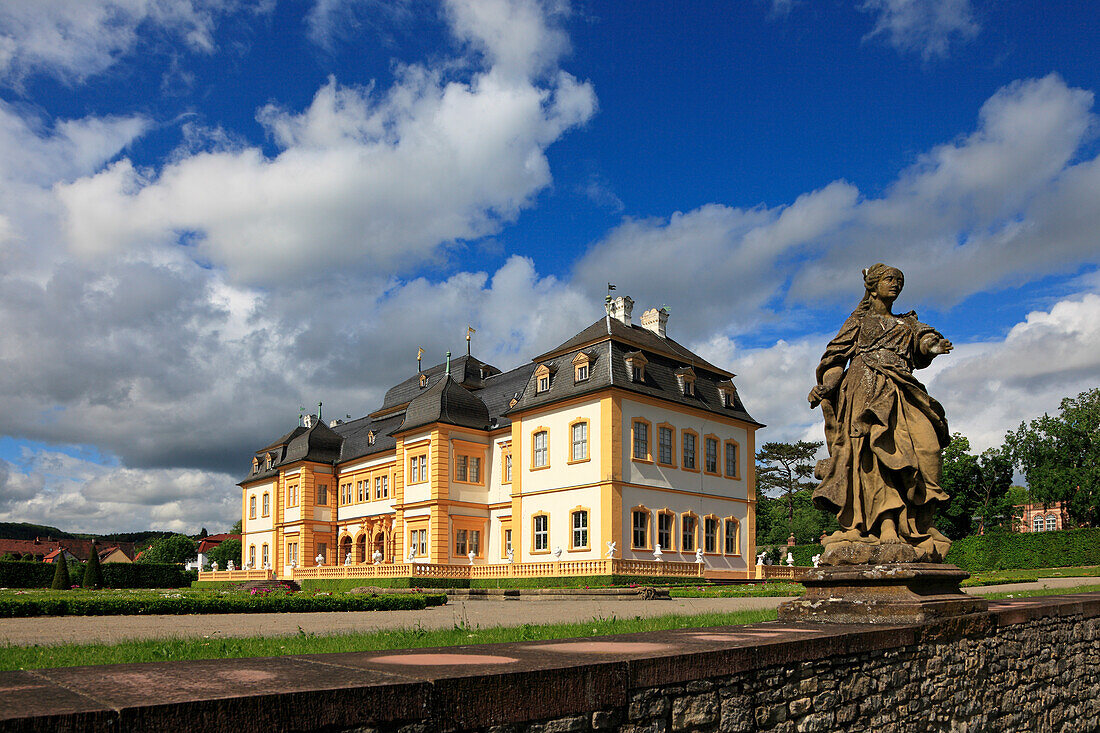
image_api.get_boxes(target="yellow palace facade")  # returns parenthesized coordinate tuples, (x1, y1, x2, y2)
(238, 297, 762, 580)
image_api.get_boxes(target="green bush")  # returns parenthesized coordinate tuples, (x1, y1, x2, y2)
(50, 558, 71, 590)
(0, 561, 54, 588)
(0, 591, 447, 617)
(101, 564, 195, 588)
(82, 546, 103, 589)
(946, 528, 1100, 571)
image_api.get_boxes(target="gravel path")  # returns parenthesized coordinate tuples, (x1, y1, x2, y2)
(0, 577, 1093, 647)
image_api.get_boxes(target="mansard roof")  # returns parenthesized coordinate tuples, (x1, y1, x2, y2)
(398, 375, 491, 434)
(376, 355, 500, 416)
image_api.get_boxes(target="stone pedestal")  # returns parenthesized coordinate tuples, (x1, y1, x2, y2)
(777, 563, 988, 624)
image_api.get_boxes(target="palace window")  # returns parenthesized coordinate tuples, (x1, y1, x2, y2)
(249, 495, 257, 519)
(725, 518, 740, 554)
(455, 529, 468, 556)
(408, 454, 427, 483)
(262, 492, 270, 516)
(571, 420, 588, 462)
(658, 512, 673, 550)
(317, 484, 328, 505)
(532, 430, 548, 468)
(533, 514, 549, 551)
(287, 541, 298, 566)
(571, 509, 589, 549)
(1046, 514, 1057, 532)
(469, 530, 481, 556)
(357, 480, 365, 503)
(503, 452, 513, 483)
(504, 529, 512, 555)
(535, 364, 552, 394)
(409, 529, 427, 556)
(375, 475, 389, 500)
(705, 437, 719, 474)
(287, 483, 299, 507)
(261, 544, 269, 567)
(249, 545, 256, 567)
(658, 426, 674, 465)
(725, 442, 739, 478)
(1033, 515, 1044, 532)
(632, 419, 651, 461)
(632, 508, 650, 549)
(704, 517, 718, 553)
(317, 543, 327, 563)
(682, 432, 697, 470)
(681, 514, 697, 552)
(455, 455, 481, 483)
(575, 363, 588, 381)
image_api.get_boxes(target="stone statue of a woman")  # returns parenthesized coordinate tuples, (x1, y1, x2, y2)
(808, 264, 953, 564)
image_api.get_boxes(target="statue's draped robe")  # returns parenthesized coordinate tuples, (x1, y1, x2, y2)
(813, 310, 952, 560)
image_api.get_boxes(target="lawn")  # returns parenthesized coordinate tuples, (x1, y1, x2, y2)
(0, 608, 777, 671)
(669, 582, 804, 598)
(960, 565, 1100, 587)
(0, 587, 445, 617)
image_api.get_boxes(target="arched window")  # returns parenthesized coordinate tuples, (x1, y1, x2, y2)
(1032, 515, 1044, 532)
(1046, 514, 1057, 532)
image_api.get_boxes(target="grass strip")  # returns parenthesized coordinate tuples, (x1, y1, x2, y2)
(0, 609, 776, 671)
(961, 566, 1100, 587)
(0, 591, 446, 617)
(976, 582, 1100, 599)
(669, 583, 803, 598)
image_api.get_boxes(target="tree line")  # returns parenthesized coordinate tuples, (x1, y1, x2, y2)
(755, 387, 1100, 544)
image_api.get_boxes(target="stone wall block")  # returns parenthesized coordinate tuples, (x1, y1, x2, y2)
(670, 692, 718, 731)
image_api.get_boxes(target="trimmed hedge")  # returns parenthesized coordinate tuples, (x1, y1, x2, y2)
(101, 564, 196, 588)
(946, 528, 1100, 571)
(296, 574, 710, 592)
(0, 561, 195, 589)
(0, 561, 55, 588)
(0, 592, 447, 618)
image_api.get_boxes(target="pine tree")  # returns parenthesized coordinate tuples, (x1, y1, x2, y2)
(83, 542, 104, 589)
(50, 553, 71, 590)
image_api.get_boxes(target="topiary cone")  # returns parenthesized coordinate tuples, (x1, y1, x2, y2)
(50, 552, 71, 590)
(83, 541, 104, 589)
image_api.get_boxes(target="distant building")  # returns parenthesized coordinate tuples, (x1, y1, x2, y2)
(0, 537, 136, 563)
(1017, 502, 1069, 533)
(185, 533, 241, 570)
(238, 296, 762, 578)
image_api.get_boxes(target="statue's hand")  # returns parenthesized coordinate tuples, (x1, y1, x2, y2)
(808, 385, 826, 407)
(929, 338, 953, 355)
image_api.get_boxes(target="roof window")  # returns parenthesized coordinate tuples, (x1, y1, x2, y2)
(624, 351, 648, 383)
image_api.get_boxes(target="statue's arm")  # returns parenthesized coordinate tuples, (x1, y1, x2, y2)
(914, 319, 952, 369)
(808, 316, 858, 406)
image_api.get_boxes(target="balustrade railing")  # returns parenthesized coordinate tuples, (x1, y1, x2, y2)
(287, 558, 705, 581)
(197, 569, 272, 582)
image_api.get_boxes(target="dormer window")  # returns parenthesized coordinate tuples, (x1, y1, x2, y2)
(717, 380, 737, 408)
(624, 351, 648, 383)
(252, 457, 259, 474)
(419, 374, 428, 388)
(572, 352, 591, 383)
(367, 430, 375, 445)
(509, 397, 518, 408)
(534, 364, 552, 393)
(675, 367, 696, 396)
(264, 453, 273, 470)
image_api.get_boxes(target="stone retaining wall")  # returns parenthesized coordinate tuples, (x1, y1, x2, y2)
(2, 593, 1097, 732)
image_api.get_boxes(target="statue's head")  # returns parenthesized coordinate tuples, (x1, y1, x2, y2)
(862, 263, 904, 300)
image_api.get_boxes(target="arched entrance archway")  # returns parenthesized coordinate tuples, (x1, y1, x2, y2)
(340, 535, 352, 564)
(356, 534, 367, 564)
(373, 533, 385, 563)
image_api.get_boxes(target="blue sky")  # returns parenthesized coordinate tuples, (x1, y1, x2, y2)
(0, 0, 1098, 533)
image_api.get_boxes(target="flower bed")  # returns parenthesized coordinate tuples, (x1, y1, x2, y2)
(0, 589, 446, 617)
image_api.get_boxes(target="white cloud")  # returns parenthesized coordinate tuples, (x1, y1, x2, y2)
(0, 0, 254, 85)
(56, 1, 596, 286)
(860, 0, 979, 61)
(0, 451, 238, 534)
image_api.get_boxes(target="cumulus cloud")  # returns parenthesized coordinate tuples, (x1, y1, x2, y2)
(0, 450, 238, 533)
(0, 0, 256, 85)
(860, 0, 979, 61)
(576, 75, 1100, 339)
(56, 1, 595, 286)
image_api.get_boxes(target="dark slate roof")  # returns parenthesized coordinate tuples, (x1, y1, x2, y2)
(260, 426, 306, 452)
(510, 325, 761, 426)
(476, 363, 535, 429)
(282, 420, 343, 465)
(334, 413, 404, 463)
(535, 317, 731, 378)
(376, 355, 500, 415)
(398, 375, 491, 434)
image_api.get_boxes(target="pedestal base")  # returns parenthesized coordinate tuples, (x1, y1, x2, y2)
(777, 563, 988, 624)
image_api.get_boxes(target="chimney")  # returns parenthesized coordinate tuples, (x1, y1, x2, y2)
(640, 307, 669, 338)
(608, 296, 634, 326)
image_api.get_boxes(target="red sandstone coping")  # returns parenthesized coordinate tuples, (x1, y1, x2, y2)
(1, 592, 1097, 732)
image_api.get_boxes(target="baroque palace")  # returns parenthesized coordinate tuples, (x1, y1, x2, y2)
(237, 296, 762, 580)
